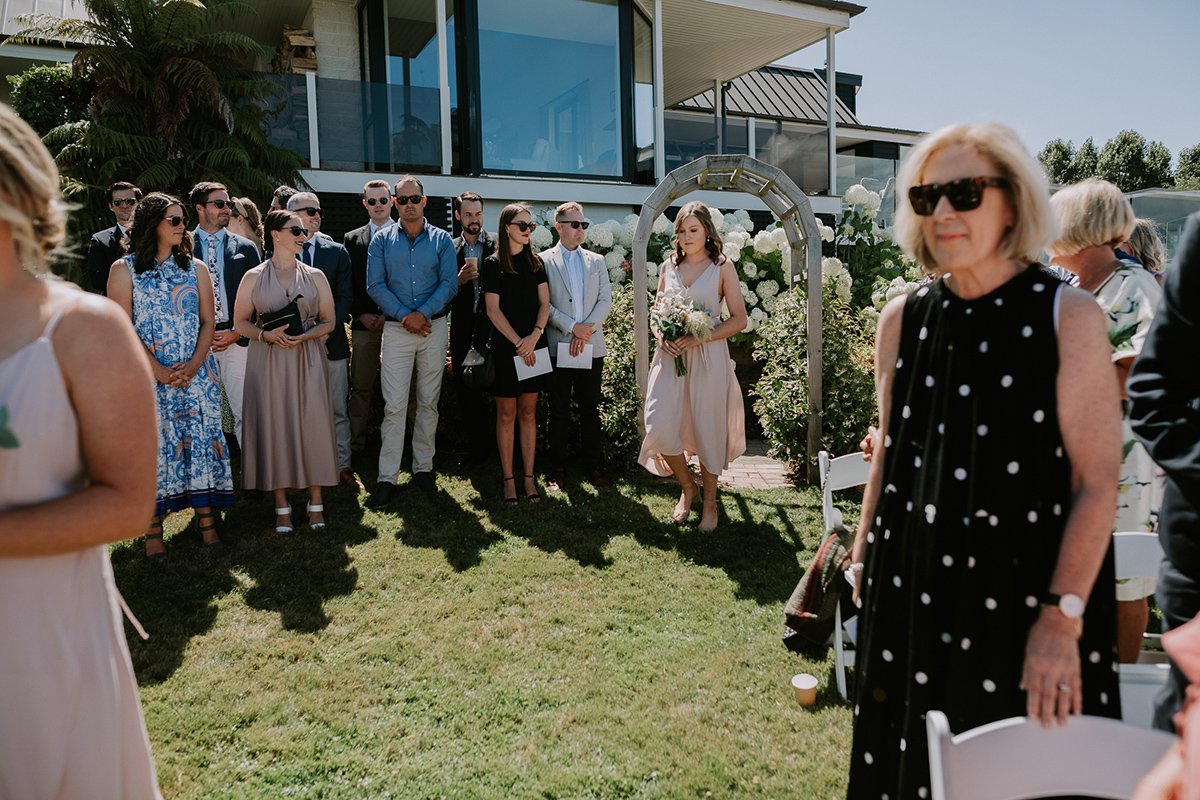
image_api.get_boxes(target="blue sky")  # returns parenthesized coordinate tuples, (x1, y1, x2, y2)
(778, 0, 1200, 163)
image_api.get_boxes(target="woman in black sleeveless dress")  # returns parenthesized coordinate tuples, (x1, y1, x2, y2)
(847, 123, 1123, 800)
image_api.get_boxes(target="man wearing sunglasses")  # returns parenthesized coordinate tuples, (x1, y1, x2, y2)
(287, 191, 358, 489)
(343, 179, 395, 458)
(540, 201, 612, 490)
(190, 180, 262, 446)
(448, 191, 497, 460)
(366, 176, 458, 506)
(84, 181, 141, 294)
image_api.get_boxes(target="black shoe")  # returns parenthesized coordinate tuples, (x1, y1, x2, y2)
(413, 471, 437, 494)
(368, 481, 395, 509)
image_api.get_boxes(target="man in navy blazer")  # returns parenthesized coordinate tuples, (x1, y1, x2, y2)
(1129, 211, 1200, 731)
(84, 181, 140, 294)
(540, 201, 613, 489)
(191, 181, 262, 445)
(289, 191, 357, 487)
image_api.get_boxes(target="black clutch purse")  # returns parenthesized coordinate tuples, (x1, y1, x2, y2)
(259, 296, 305, 336)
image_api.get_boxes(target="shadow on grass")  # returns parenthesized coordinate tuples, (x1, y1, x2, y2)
(387, 473, 504, 571)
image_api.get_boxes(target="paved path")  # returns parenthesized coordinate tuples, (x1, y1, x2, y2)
(718, 439, 794, 490)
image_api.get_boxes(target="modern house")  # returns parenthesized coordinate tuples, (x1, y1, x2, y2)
(1, 0, 924, 237)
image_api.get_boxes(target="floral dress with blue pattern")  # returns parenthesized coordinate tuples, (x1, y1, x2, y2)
(126, 255, 234, 515)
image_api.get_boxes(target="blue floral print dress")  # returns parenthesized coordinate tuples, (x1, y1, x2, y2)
(126, 255, 233, 515)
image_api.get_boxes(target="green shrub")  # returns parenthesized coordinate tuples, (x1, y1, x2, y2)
(752, 284, 876, 478)
(6, 63, 91, 137)
(599, 283, 650, 463)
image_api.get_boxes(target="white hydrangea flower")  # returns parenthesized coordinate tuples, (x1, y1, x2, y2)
(865, 191, 882, 214)
(603, 250, 626, 270)
(588, 224, 614, 249)
(770, 226, 790, 251)
(818, 222, 835, 243)
(739, 280, 750, 296)
(653, 214, 672, 235)
(743, 315, 758, 333)
(735, 209, 754, 232)
(860, 306, 880, 332)
(745, 289, 758, 306)
(646, 261, 659, 279)
(751, 307, 767, 321)
(752, 230, 778, 255)
(844, 184, 871, 207)
(741, 261, 758, 279)
(835, 272, 852, 303)
(622, 217, 640, 247)
(821, 256, 845, 280)
(722, 241, 741, 263)
(530, 224, 553, 249)
(709, 208, 725, 232)
(609, 244, 627, 261)
(756, 279, 780, 298)
(608, 266, 625, 284)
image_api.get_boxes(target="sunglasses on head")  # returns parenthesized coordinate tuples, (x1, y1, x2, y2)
(295, 206, 322, 216)
(508, 221, 538, 233)
(365, 197, 389, 206)
(164, 215, 185, 227)
(558, 220, 590, 230)
(204, 199, 230, 209)
(285, 226, 308, 237)
(112, 198, 138, 208)
(395, 194, 423, 205)
(908, 176, 1010, 216)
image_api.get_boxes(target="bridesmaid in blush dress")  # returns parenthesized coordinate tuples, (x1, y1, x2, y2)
(638, 201, 747, 532)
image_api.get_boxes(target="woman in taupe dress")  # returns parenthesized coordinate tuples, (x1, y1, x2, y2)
(233, 210, 338, 533)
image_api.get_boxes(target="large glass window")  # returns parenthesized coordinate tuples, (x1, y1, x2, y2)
(755, 119, 828, 195)
(633, 7, 654, 183)
(476, 0, 623, 177)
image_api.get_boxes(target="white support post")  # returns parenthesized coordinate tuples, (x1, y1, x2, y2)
(653, 0, 665, 181)
(826, 27, 837, 197)
(436, 0, 452, 175)
(714, 79, 723, 154)
(306, 70, 321, 170)
(747, 116, 756, 158)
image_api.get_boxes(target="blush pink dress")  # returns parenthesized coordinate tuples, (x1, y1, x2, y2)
(0, 300, 160, 799)
(638, 260, 746, 476)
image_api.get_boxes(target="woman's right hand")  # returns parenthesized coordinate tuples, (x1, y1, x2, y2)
(515, 334, 537, 365)
(264, 328, 298, 349)
(151, 361, 179, 386)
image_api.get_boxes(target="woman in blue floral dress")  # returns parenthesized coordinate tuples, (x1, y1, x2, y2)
(107, 192, 234, 558)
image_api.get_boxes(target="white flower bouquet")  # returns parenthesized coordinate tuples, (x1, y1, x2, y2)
(651, 289, 713, 376)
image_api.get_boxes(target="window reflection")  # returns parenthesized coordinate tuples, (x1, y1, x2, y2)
(477, 0, 622, 177)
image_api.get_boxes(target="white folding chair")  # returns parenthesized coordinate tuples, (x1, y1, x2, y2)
(1114, 530, 1170, 729)
(818, 449, 871, 701)
(926, 709, 1175, 800)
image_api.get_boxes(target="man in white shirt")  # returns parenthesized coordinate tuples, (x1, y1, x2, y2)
(539, 201, 613, 489)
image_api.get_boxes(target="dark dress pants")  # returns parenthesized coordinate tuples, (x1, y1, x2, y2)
(548, 356, 604, 472)
(1153, 557, 1200, 731)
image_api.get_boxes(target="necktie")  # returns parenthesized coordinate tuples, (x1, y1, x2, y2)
(206, 234, 222, 320)
(302, 240, 313, 266)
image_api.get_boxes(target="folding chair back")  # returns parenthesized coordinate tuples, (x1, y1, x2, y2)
(819, 450, 870, 701)
(1113, 530, 1170, 728)
(926, 709, 1175, 800)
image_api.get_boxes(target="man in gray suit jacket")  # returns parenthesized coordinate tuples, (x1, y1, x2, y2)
(540, 201, 613, 488)
(289, 191, 357, 487)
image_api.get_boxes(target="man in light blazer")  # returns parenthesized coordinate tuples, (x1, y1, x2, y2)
(540, 201, 613, 489)
(191, 180, 262, 445)
(289, 191, 358, 488)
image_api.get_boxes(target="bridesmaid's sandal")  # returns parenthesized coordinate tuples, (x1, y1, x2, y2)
(306, 503, 326, 531)
(196, 512, 222, 548)
(274, 507, 294, 535)
(502, 476, 519, 505)
(523, 475, 542, 504)
(698, 499, 719, 533)
(144, 521, 167, 561)
(672, 480, 700, 524)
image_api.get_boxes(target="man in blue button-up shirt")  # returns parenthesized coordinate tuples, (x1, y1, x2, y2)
(366, 176, 458, 507)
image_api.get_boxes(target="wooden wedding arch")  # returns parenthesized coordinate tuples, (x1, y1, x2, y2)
(630, 154, 826, 479)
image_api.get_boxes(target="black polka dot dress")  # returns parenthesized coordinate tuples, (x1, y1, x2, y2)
(847, 266, 1120, 800)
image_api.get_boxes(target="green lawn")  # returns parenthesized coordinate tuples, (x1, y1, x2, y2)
(114, 455, 852, 799)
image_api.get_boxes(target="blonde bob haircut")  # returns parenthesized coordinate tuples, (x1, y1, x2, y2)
(1047, 178, 1134, 258)
(894, 122, 1053, 273)
(0, 102, 67, 274)
(1126, 217, 1166, 273)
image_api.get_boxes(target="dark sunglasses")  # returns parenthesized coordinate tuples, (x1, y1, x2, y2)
(295, 206, 322, 216)
(204, 199, 230, 209)
(285, 226, 308, 237)
(395, 194, 423, 205)
(164, 215, 185, 227)
(112, 198, 138, 208)
(908, 176, 1009, 216)
(365, 197, 390, 206)
(559, 220, 590, 230)
(508, 221, 538, 233)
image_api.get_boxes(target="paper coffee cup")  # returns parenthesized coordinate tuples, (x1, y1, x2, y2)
(464, 256, 478, 267)
(791, 673, 818, 707)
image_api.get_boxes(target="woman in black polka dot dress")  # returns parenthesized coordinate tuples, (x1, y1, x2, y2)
(847, 123, 1123, 800)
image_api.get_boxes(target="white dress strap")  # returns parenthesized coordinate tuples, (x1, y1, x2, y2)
(40, 295, 84, 340)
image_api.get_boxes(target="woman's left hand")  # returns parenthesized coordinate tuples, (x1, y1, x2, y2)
(663, 335, 698, 357)
(1020, 609, 1083, 727)
(170, 361, 198, 386)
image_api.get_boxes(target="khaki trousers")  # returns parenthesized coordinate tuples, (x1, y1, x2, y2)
(377, 316, 448, 481)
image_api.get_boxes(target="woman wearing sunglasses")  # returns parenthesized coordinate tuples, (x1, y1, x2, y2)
(233, 211, 338, 533)
(846, 123, 1122, 800)
(482, 203, 551, 503)
(107, 193, 234, 559)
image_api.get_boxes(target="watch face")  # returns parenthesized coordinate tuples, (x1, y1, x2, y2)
(1060, 593, 1085, 619)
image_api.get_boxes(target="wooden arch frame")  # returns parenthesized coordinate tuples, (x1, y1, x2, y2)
(630, 154, 825, 477)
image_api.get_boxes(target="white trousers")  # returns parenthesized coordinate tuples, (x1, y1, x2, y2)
(213, 343, 248, 444)
(378, 316, 447, 481)
(327, 358, 350, 471)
